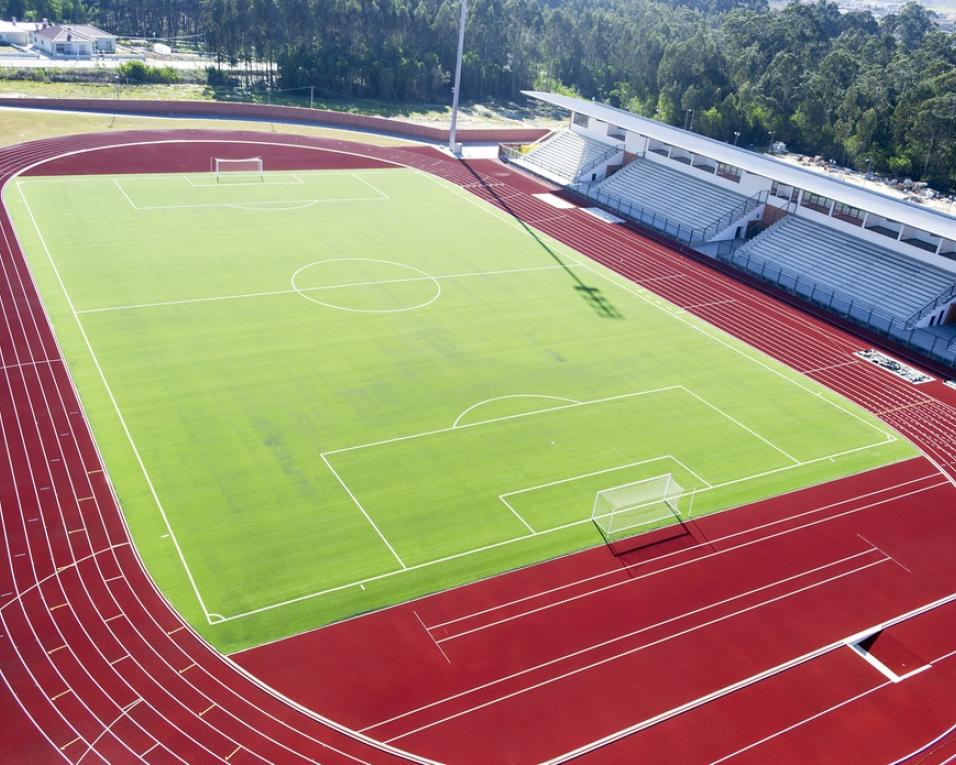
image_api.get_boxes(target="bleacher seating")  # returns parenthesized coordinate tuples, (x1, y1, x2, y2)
(520, 130, 618, 181)
(592, 157, 750, 233)
(735, 214, 956, 320)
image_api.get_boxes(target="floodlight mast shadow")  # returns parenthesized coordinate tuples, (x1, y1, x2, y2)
(448, 0, 468, 155)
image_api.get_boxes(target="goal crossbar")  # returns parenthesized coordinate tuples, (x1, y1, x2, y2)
(591, 473, 689, 544)
(211, 156, 264, 182)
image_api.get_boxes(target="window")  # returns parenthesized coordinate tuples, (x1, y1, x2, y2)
(770, 181, 793, 200)
(800, 192, 833, 214)
(716, 162, 742, 182)
(832, 202, 864, 226)
(572, 112, 589, 128)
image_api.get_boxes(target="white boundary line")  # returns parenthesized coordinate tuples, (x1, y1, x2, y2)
(185, 173, 305, 187)
(74, 263, 582, 315)
(421, 477, 944, 644)
(417, 171, 904, 451)
(452, 394, 581, 429)
(377, 553, 892, 742)
(319, 453, 406, 570)
(541, 589, 956, 764)
(15, 183, 215, 623)
(846, 640, 931, 684)
(112, 184, 385, 212)
(12, 151, 916, 630)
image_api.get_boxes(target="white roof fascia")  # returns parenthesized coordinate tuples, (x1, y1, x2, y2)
(523, 90, 956, 242)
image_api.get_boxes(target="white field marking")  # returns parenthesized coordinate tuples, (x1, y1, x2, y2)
(680, 298, 736, 311)
(9, 147, 444, 765)
(0, 543, 129, 611)
(75, 263, 582, 315)
(500, 456, 712, 507)
(707, 679, 893, 764)
(496, 496, 537, 534)
(226, 200, 320, 212)
(681, 386, 800, 465)
(0, 357, 61, 372)
(543, 589, 956, 765)
(407, 473, 942, 648)
(218, 419, 907, 622)
(803, 359, 864, 374)
(319, 453, 406, 569)
(416, 171, 904, 452)
(325, 386, 683, 458)
(452, 394, 581, 429)
(433, 540, 882, 648)
(112, 175, 383, 211)
(877, 400, 935, 416)
(846, 639, 931, 684)
(856, 532, 911, 574)
(15, 184, 214, 621)
(290, 258, 441, 314)
(414, 610, 451, 665)
(184, 173, 304, 187)
(348, 172, 391, 200)
(377, 555, 891, 742)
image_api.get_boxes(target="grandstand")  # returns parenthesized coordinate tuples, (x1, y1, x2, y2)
(590, 156, 753, 238)
(509, 129, 621, 184)
(731, 215, 956, 321)
(514, 90, 956, 370)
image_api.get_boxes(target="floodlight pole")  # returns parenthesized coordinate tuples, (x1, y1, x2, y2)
(448, 0, 468, 155)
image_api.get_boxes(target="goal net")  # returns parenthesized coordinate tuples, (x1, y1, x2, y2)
(591, 473, 690, 545)
(212, 157, 264, 182)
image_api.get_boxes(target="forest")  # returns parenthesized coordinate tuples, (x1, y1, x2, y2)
(3, 0, 955, 187)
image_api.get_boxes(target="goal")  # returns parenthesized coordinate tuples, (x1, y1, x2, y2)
(212, 157, 264, 183)
(591, 473, 691, 546)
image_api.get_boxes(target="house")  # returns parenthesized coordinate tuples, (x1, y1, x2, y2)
(32, 23, 116, 57)
(0, 19, 42, 46)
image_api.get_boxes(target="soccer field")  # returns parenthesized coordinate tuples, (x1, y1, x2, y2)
(6, 166, 917, 653)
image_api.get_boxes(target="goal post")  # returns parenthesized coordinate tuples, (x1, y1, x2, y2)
(211, 156, 264, 183)
(591, 473, 692, 546)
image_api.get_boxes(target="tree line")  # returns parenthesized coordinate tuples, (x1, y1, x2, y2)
(4, 0, 955, 188)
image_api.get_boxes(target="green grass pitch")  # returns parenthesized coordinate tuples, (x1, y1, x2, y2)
(6, 167, 916, 653)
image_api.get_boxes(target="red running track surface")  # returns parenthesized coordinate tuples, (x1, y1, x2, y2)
(0, 129, 955, 763)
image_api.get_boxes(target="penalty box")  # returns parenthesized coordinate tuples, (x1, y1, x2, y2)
(111, 170, 390, 210)
(323, 387, 797, 568)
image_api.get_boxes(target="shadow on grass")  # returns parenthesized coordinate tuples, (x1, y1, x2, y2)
(457, 158, 624, 319)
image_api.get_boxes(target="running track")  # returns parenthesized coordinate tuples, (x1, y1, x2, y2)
(0, 129, 954, 763)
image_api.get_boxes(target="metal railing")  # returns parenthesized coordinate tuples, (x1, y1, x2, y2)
(580, 185, 767, 245)
(572, 142, 625, 180)
(905, 282, 956, 329)
(717, 244, 956, 370)
(507, 137, 623, 184)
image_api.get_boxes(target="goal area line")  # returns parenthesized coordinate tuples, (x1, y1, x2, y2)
(213, 432, 897, 625)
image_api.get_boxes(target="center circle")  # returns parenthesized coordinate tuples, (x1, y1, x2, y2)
(290, 258, 441, 313)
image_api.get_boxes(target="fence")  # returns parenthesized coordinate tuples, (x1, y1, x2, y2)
(581, 186, 767, 246)
(0, 97, 550, 145)
(506, 138, 623, 184)
(717, 243, 956, 370)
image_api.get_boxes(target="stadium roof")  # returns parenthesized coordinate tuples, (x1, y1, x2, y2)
(523, 91, 956, 242)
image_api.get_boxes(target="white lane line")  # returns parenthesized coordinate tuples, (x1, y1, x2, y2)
(364, 551, 886, 735)
(414, 610, 451, 665)
(543, 589, 956, 764)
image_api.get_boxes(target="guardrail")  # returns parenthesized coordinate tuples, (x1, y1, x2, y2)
(717, 243, 956, 370)
(905, 282, 956, 329)
(581, 186, 767, 245)
(505, 136, 623, 184)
